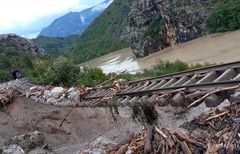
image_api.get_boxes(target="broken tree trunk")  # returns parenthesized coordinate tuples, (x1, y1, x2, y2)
(144, 126, 154, 154)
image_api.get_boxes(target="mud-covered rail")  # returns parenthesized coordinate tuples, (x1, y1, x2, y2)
(9, 61, 240, 108)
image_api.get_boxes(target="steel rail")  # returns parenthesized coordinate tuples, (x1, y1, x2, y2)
(85, 80, 240, 99)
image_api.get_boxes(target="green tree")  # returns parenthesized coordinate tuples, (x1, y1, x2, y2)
(207, 0, 240, 33)
(43, 56, 79, 85)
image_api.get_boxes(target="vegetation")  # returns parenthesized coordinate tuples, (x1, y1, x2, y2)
(32, 35, 78, 57)
(0, 45, 215, 88)
(143, 16, 163, 42)
(65, 0, 133, 63)
(207, 0, 240, 33)
(0, 48, 34, 82)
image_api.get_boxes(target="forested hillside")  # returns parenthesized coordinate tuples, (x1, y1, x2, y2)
(65, 0, 133, 63)
(32, 35, 78, 56)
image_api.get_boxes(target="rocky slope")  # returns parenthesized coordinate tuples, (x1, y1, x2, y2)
(128, 0, 227, 58)
(38, 0, 113, 37)
(0, 34, 46, 57)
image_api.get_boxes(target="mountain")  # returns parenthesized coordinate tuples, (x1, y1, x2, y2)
(65, 0, 133, 63)
(38, 0, 113, 37)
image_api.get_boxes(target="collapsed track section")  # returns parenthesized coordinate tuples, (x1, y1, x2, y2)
(11, 61, 240, 108)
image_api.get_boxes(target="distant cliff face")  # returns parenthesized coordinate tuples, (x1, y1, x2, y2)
(38, 0, 113, 37)
(0, 34, 46, 57)
(128, 0, 227, 58)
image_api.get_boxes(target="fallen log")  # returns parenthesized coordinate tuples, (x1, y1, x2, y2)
(114, 132, 135, 151)
(115, 143, 128, 154)
(144, 126, 154, 154)
(180, 141, 192, 154)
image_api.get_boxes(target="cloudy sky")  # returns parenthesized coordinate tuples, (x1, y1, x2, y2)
(0, 0, 106, 38)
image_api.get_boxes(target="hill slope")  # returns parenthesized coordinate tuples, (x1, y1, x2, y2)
(65, 0, 133, 63)
(32, 35, 78, 56)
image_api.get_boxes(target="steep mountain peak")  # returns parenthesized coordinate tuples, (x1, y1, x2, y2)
(38, 0, 113, 37)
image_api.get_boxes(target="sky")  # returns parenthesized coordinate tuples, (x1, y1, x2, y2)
(0, 0, 106, 38)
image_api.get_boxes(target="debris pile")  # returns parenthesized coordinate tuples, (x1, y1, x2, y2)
(83, 101, 240, 154)
(181, 101, 240, 153)
(2, 131, 45, 154)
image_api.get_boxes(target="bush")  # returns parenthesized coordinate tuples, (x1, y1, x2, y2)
(141, 59, 189, 77)
(207, 0, 240, 33)
(0, 70, 11, 81)
(78, 67, 106, 86)
(43, 56, 79, 86)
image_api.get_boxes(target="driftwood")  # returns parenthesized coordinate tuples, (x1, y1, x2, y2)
(188, 85, 240, 108)
(155, 87, 187, 101)
(185, 90, 210, 99)
(114, 132, 135, 151)
(0, 89, 14, 113)
(115, 144, 128, 154)
(144, 126, 154, 154)
(180, 141, 192, 154)
(95, 70, 126, 88)
(206, 110, 229, 122)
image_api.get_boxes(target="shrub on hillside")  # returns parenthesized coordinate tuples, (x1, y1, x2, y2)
(207, 0, 240, 33)
(43, 56, 79, 86)
(0, 70, 11, 81)
(142, 59, 189, 77)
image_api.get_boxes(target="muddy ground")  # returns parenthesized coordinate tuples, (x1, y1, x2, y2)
(0, 97, 143, 153)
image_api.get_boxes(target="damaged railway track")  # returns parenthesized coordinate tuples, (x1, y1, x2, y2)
(2, 61, 240, 154)
(6, 60, 240, 109)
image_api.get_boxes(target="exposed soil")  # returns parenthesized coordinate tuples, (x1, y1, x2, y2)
(0, 97, 141, 153)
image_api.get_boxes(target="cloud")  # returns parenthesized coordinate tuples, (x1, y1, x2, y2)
(0, 0, 106, 38)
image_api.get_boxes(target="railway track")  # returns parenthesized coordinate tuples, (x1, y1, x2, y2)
(11, 61, 240, 108)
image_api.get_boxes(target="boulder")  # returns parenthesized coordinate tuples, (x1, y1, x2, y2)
(50, 87, 66, 99)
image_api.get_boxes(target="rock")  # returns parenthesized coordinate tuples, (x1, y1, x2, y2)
(67, 87, 76, 93)
(29, 86, 38, 93)
(68, 91, 78, 100)
(128, 0, 227, 58)
(205, 94, 224, 107)
(230, 91, 240, 102)
(0, 34, 46, 57)
(50, 87, 66, 99)
(2, 131, 44, 153)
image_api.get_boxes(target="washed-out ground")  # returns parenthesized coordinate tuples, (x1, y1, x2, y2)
(1, 30, 240, 153)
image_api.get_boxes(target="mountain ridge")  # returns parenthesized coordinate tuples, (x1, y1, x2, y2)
(38, 0, 113, 37)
